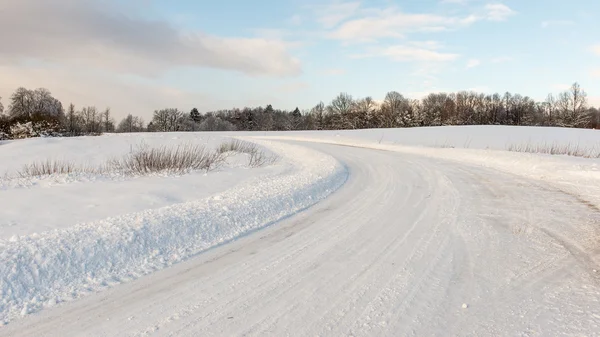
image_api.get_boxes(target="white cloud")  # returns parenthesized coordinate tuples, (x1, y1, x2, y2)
(313, 1, 361, 28)
(484, 4, 516, 21)
(323, 3, 515, 42)
(0, 0, 301, 78)
(353, 45, 459, 62)
(466, 58, 481, 68)
(0, 62, 292, 120)
(327, 9, 476, 41)
(541, 20, 575, 28)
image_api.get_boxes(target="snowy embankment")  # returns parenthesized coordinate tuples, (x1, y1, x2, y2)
(253, 126, 600, 209)
(1, 133, 281, 236)
(0, 135, 348, 324)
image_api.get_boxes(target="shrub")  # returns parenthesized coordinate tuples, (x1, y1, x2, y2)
(19, 160, 79, 177)
(108, 143, 225, 174)
(218, 139, 280, 167)
(12, 140, 278, 179)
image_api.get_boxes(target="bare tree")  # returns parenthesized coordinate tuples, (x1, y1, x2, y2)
(7, 87, 35, 118)
(152, 108, 183, 132)
(421, 93, 449, 126)
(64, 103, 81, 136)
(6, 87, 64, 137)
(353, 97, 377, 128)
(0, 95, 4, 115)
(102, 108, 115, 133)
(543, 94, 557, 126)
(117, 114, 144, 133)
(198, 115, 236, 131)
(80, 106, 100, 133)
(327, 93, 354, 129)
(311, 101, 326, 130)
(178, 115, 199, 131)
(557, 82, 590, 127)
(381, 91, 411, 128)
(7, 87, 62, 119)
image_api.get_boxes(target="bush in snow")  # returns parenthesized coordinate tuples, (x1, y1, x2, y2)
(9, 121, 35, 139)
(19, 160, 81, 177)
(12, 140, 278, 179)
(107, 143, 226, 174)
(218, 139, 280, 167)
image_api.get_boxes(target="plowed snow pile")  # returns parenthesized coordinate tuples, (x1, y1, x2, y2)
(0, 134, 347, 324)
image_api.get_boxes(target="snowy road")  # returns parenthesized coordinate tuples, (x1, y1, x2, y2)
(4, 141, 600, 336)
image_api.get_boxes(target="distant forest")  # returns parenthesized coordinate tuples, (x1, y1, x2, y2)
(0, 82, 598, 140)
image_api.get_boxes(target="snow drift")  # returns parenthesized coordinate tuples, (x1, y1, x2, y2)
(0, 139, 348, 324)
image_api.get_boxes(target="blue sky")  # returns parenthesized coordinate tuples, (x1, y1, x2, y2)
(1, 0, 599, 119)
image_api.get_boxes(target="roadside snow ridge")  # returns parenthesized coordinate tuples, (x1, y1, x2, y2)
(0, 139, 348, 324)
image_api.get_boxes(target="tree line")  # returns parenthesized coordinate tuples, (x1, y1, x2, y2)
(1, 82, 598, 140)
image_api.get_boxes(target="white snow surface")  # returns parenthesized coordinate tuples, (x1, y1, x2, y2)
(2, 125, 600, 336)
(0, 135, 348, 324)
(0, 134, 282, 237)
(254, 126, 600, 210)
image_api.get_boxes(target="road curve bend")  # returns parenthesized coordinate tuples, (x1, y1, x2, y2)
(4, 141, 600, 337)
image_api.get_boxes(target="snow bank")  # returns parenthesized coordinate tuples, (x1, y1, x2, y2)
(0, 139, 348, 324)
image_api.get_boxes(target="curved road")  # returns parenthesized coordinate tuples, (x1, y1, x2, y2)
(4, 141, 600, 336)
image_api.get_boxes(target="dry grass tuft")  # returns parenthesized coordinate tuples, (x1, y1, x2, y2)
(108, 143, 225, 174)
(20, 160, 80, 177)
(218, 139, 280, 167)
(506, 142, 600, 158)
(14, 139, 279, 178)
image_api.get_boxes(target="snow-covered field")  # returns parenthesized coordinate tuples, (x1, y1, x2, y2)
(313, 125, 600, 152)
(1, 134, 280, 236)
(1, 125, 600, 336)
(260, 126, 600, 209)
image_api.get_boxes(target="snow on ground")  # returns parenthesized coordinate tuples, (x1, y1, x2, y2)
(325, 125, 600, 151)
(0, 134, 348, 324)
(249, 125, 600, 152)
(2, 125, 600, 330)
(3, 136, 600, 337)
(251, 125, 600, 209)
(0, 133, 282, 237)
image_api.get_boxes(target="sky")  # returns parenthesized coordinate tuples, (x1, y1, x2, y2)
(0, 0, 599, 120)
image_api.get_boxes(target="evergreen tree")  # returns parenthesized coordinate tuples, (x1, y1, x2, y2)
(190, 108, 201, 123)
